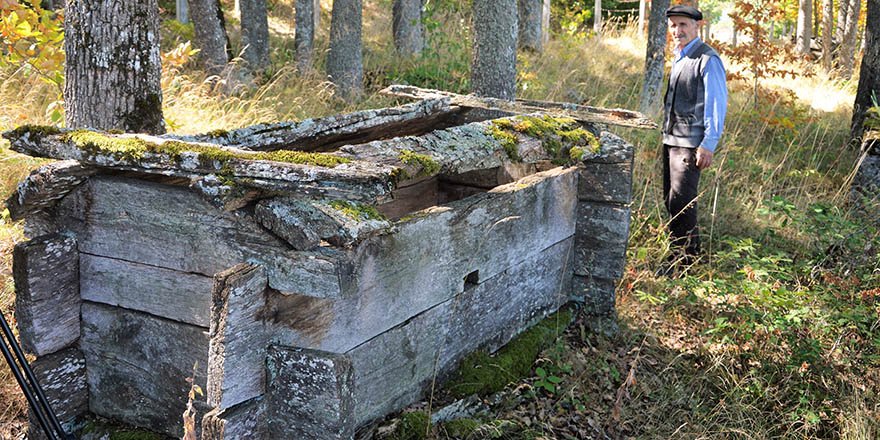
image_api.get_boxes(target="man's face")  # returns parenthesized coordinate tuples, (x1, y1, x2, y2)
(668, 16, 700, 49)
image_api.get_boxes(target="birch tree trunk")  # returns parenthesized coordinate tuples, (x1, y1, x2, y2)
(796, 0, 812, 54)
(471, 0, 517, 100)
(518, 0, 547, 52)
(64, 0, 165, 134)
(393, 0, 425, 57)
(328, 0, 364, 99)
(190, 0, 230, 75)
(839, 0, 862, 78)
(594, 0, 602, 34)
(638, 0, 670, 116)
(851, 0, 880, 144)
(239, 0, 269, 70)
(837, 0, 850, 43)
(823, 0, 833, 70)
(295, 0, 317, 70)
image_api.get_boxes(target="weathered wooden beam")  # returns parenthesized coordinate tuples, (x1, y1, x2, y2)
(59, 176, 349, 298)
(255, 197, 390, 251)
(208, 264, 270, 411)
(4, 160, 96, 221)
(80, 302, 209, 437)
(265, 346, 355, 439)
(179, 99, 460, 152)
(202, 397, 267, 440)
(380, 84, 658, 130)
(26, 348, 88, 440)
(13, 234, 80, 356)
(3, 128, 395, 203)
(79, 253, 214, 327)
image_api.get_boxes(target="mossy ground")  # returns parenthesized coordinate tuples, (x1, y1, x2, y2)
(445, 308, 574, 399)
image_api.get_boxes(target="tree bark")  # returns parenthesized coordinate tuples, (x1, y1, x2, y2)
(638, 0, 670, 116)
(393, 0, 425, 57)
(295, 0, 317, 71)
(190, 0, 230, 75)
(796, 0, 812, 54)
(239, 0, 269, 70)
(839, 0, 862, 78)
(328, 0, 363, 99)
(471, 0, 517, 100)
(851, 0, 880, 144)
(638, 0, 646, 38)
(64, 0, 165, 134)
(594, 0, 602, 34)
(177, 0, 189, 23)
(518, 0, 547, 52)
(823, 0, 833, 70)
(837, 0, 850, 42)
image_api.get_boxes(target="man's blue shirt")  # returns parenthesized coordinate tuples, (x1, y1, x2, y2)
(672, 38, 727, 153)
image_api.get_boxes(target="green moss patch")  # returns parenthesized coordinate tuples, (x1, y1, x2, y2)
(487, 122, 521, 162)
(398, 149, 441, 176)
(445, 307, 575, 398)
(6, 124, 63, 139)
(487, 115, 600, 164)
(389, 411, 431, 440)
(328, 200, 386, 221)
(59, 130, 349, 168)
(440, 418, 481, 438)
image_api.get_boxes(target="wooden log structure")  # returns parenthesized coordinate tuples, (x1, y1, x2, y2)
(4, 93, 636, 439)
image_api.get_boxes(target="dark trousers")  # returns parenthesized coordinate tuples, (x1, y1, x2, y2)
(662, 144, 701, 256)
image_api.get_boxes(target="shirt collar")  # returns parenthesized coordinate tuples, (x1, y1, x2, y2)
(674, 37, 703, 60)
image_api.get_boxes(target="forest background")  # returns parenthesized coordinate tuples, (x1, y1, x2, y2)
(0, 0, 879, 438)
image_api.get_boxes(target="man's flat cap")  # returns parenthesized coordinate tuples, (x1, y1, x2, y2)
(666, 5, 703, 20)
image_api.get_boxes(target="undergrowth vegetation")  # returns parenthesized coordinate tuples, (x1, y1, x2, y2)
(1, 0, 878, 438)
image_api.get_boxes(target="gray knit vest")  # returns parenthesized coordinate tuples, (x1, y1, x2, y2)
(662, 41, 720, 148)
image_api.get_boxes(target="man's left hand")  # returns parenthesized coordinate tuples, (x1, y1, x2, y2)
(696, 147, 713, 169)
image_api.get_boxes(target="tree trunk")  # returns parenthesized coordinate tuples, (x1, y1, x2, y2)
(393, 0, 425, 57)
(594, 0, 602, 34)
(851, 0, 880, 144)
(796, 0, 812, 54)
(542, 0, 550, 47)
(638, 0, 670, 116)
(518, 0, 546, 52)
(638, 0, 646, 38)
(328, 0, 363, 99)
(190, 0, 230, 75)
(239, 0, 269, 70)
(823, 0, 833, 70)
(64, 0, 165, 134)
(295, 0, 317, 70)
(177, 0, 189, 23)
(471, 0, 517, 100)
(839, 0, 862, 78)
(837, 0, 850, 42)
(705, 19, 711, 41)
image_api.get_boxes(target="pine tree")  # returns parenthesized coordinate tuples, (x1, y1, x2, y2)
(471, 0, 517, 99)
(328, 0, 364, 99)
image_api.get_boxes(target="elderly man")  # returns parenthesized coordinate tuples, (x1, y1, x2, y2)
(660, 5, 727, 271)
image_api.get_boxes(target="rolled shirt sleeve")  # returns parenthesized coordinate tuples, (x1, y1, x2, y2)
(700, 56, 727, 153)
